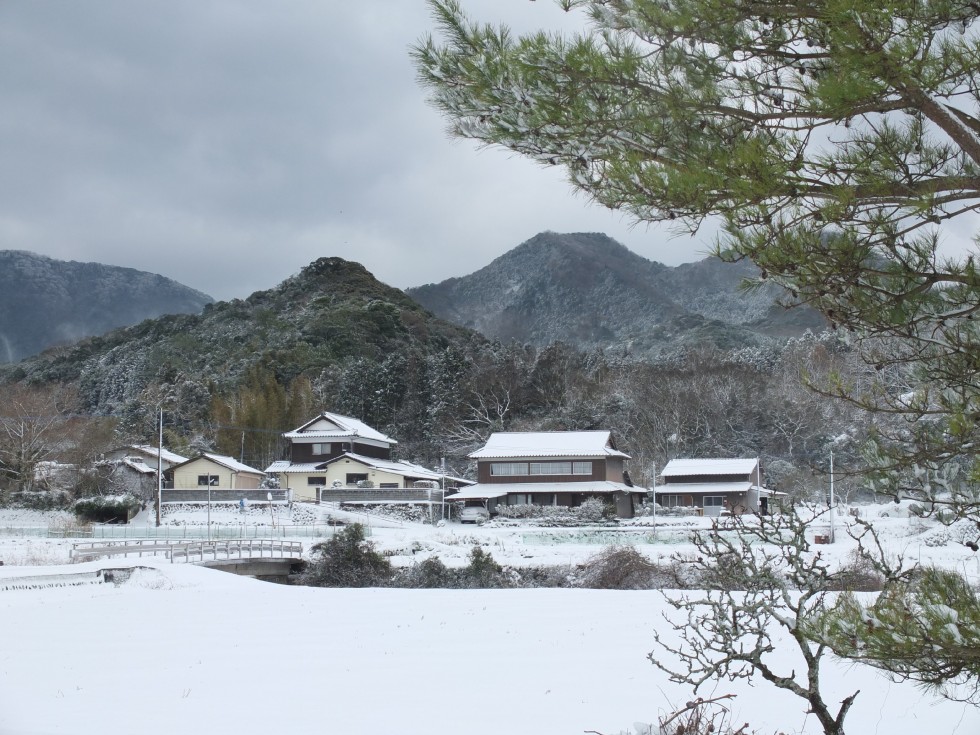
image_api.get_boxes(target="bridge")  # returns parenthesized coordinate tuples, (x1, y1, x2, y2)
(69, 539, 305, 581)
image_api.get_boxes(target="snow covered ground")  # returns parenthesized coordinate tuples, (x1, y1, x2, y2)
(1, 504, 979, 735)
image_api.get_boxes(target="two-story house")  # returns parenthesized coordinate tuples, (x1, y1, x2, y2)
(445, 430, 643, 518)
(657, 458, 778, 516)
(265, 412, 469, 502)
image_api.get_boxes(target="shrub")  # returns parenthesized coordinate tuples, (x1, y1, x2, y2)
(832, 550, 885, 592)
(74, 494, 142, 523)
(397, 556, 457, 588)
(300, 523, 393, 588)
(460, 546, 509, 588)
(491, 497, 616, 526)
(576, 545, 672, 590)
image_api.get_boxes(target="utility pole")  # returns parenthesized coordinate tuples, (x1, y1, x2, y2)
(651, 462, 657, 535)
(156, 407, 163, 528)
(829, 448, 836, 543)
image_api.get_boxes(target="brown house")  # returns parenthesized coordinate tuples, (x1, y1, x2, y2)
(657, 458, 778, 516)
(281, 412, 397, 464)
(446, 431, 644, 518)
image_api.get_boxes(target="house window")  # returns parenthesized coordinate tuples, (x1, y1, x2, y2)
(307, 477, 327, 486)
(197, 475, 219, 486)
(346, 473, 368, 485)
(661, 495, 683, 507)
(490, 462, 528, 476)
(310, 443, 329, 456)
(572, 461, 592, 475)
(529, 461, 572, 475)
(703, 496, 725, 508)
(379, 482, 399, 489)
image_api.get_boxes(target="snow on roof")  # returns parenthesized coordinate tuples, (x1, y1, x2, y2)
(264, 455, 473, 485)
(655, 481, 753, 495)
(660, 458, 759, 477)
(181, 453, 265, 476)
(121, 457, 157, 475)
(446, 481, 637, 500)
(129, 445, 188, 465)
(469, 431, 629, 460)
(284, 412, 397, 444)
(337, 453, 443, 480)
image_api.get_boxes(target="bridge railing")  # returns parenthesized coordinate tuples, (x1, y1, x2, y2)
(70, 538, 303, 564)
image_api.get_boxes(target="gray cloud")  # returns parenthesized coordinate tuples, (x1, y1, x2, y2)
(0, 1, 711, 301)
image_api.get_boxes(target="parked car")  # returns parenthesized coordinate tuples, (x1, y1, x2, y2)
(458, 505, 489, 524)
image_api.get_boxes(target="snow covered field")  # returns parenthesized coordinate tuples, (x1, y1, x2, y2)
(1, 506, 979, 735)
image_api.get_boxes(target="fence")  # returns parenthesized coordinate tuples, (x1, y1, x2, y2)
(1, 523, 343, 540)
(316, 487, 445, 504)
(161, 489, 289, 503)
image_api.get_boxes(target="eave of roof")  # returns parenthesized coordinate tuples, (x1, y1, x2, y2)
(446, 481, 640, 500)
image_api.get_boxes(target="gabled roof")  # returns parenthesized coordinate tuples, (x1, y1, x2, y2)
(175, 453, 265, 476)
(283, 411, 396, 444)
(120, 457, 157, 475)
(469, 431, 630, 460)
(265, 453, 473, 486)
(661, 458, 759, 478)
(126, 445, 188, 465)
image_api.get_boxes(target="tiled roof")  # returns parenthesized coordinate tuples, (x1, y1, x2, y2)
(194, 453, 265, 475)
(129, 445, 188, 465)
(660, 458, 759, 477)
(283, 412, 396, 444)
(469, 431, 629, 459)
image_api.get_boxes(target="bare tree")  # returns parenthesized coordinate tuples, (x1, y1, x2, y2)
(0, 384, 78, 493)
(651, 509, 860, 735)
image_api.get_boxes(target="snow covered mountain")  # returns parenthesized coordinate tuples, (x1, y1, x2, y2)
(0, 250, 213, 362)
(406, 232, 825, 357)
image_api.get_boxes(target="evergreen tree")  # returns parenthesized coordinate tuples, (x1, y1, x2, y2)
(414, 0, 980, 705)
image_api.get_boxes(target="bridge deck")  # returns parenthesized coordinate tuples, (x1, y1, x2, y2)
(70, 539, 303, 564)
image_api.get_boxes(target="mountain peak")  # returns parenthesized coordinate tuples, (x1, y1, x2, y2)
(406, 231, 824, 356)
(0, 250, 213, 363)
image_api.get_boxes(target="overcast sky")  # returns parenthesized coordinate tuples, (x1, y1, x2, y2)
(0, 1, 718, 302)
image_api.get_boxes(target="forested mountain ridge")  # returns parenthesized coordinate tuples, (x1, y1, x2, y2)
(1, 257, 483, 443)
(407, 232, 825, 355)
(0, 250, 213, 363)
(0, 253, 865, 497)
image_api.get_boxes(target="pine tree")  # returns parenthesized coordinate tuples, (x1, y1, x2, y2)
(413, 0, 980, 502)
(414, 0, 980, 705)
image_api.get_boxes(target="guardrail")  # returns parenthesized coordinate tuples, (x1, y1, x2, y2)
(316, 487, 444, 503)
(70, 538, 303, 564)
(161, 489, 289, 503)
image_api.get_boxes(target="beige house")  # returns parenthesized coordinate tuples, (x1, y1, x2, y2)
(270, 453, 458, 502)
(171, 453, 265, 491)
